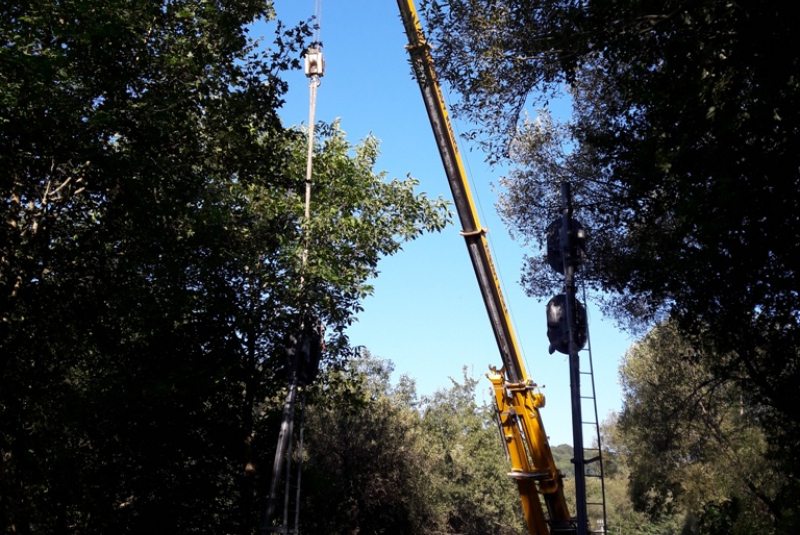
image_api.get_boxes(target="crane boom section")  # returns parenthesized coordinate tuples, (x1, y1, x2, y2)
(395, 2, 575, 533)
(395, 0, 526, 384)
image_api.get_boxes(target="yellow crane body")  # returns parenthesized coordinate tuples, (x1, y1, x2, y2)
(394, 2, 575, 533)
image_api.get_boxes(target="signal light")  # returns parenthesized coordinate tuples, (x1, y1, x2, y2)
(546, 294, 587, 355)
(546, 218, 586, 275)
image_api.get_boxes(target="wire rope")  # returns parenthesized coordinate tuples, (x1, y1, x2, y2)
(300, 0, 323, 284)
(440, 87, 539, 383)
(312, 0, 322, 45)
(264, 3, 323, 532)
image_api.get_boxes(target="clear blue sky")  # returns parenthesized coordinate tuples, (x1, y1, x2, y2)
(261, 0, 634, 446)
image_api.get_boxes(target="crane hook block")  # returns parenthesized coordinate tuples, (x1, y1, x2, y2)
(304, 47, 325, 78)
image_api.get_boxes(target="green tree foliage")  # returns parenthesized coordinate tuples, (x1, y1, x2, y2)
(547, 435, 685, 534)
(420, 369, 526, 535)
(300, 356, 526, 535)
(300, 353, 437, 535)
(616, 321, 793, 534)
(550, 444, 575, 478)
(0, 2, 449, 531)
(597, 416, 687, 535)
(417, 0, 800, 467)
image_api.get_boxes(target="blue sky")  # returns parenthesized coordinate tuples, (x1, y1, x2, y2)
(262, 0, 634, 446)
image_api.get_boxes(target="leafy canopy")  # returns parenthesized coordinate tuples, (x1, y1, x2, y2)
(0, 1, 449, 532)
(418, 0, 800, 456)
(617, 321, 791, 533)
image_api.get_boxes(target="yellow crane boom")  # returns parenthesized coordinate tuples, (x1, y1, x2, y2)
(395, 2, 576, 533)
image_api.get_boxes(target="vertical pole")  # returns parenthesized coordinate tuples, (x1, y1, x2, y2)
(304, 76, 319, 222)
(560, 182, 588, 535)
(281, 392, 296, 530)
(263, 380, 298, 532)
(300, 74, 320, 287)
(293, 390, 308, 533)
(262, 42, 324, 535)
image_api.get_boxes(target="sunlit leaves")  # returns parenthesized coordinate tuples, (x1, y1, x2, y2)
(0, 1, 448, 532)
(302, 353, 526, 535)
(420, 2, 800, 487)
(617, 321, 786, 532)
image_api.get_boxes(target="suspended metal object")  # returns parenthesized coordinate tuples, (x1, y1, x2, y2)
(546, 294, 587, 355)
(546, 217, 586, 276)
(545, 182, 590, 535)
(263, 13, 326, 533)
(304, 47, 325, 78)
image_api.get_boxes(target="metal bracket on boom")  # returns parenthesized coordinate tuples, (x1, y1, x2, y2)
(459, 228, 487, 237)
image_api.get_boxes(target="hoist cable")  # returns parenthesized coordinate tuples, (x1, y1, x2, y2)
(263, 3, 324, 532)
(293, 390, 308, 532)
(299, 44, 322, 286)
(312, 0, 322, 44)
(441, 87, 538, 384)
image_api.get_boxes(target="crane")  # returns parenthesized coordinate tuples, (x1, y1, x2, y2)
(395, 1, 580, 533)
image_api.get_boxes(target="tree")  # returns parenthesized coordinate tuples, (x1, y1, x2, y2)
(617, 321, 790, 534)
(418, 0, 800, 482)
(300, 358, 527, 535)
(0, 2, 450, 531)
(420, 369, 527, 535)
(577, 415, 686, 535)
(2, 1, 301, 530)
(300, 352, 438, 535)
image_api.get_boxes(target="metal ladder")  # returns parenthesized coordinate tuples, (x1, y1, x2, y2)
(541, 298, 608, 535)
(577, 288, 608, 535)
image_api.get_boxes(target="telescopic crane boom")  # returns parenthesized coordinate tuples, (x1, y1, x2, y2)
(395, 2, 577, 533)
